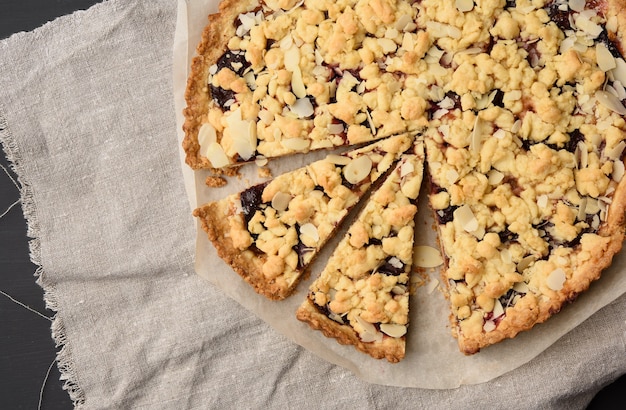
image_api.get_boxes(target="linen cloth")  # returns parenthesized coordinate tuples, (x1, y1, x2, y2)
(0, 0, 625, 408)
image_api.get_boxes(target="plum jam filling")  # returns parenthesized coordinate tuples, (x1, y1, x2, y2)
(240, 182, 268, 225)
(374, 257, 406, 276)
(210, 50, 251, 109)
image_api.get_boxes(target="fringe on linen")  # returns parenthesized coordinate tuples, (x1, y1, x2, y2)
(0, 113, 86, 408)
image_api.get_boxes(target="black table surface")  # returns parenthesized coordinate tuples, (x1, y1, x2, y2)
(0, 1, 625, 409)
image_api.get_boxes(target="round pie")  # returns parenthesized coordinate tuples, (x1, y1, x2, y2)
(183, 0, 626, 360)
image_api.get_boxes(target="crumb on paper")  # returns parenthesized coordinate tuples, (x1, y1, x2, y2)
(205, 176, 227, 187)
(258, 167, 272, 179)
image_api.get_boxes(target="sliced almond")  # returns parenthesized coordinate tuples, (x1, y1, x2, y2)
(379, 323, 407, 338)
(488, 169, 504, 185)
(483, 320, 496, 332)
(328, 123, 345, 135)
(299, 222, 319, 244)
(205, 142, 231, 168)
(516, 256, 536, 273)
(343, 155, 373, 185)
(255, 156, 268, 167)
(281, 137, 310, 152)
(290, 97, 314, 118)
(456, 0, 474, 13)
(613, 160, 625, 182)
(536, 195, 548, 209)
(355, 315, 383, 343)
(197, 123, 217, 153)
(513, 281, 530, 294)
(291, 67, 307, 99)
(596, 90, 626, 115)
(546, 268, 567, 291)
(596, 43, 616, 72)
(413, 245, 444, 268)
(612, 58, 626, 85)
(325, 154, 352, 165)
(492, 299, 504, 318)
(400, 160, 415, 177)
(271, 192, 292, 212)
(454, 204, 479, 232)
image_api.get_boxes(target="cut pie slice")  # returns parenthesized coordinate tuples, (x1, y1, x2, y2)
(296, 140, 424, 363)
(182, 0, 429, 171)
(193, 134, 415, 300)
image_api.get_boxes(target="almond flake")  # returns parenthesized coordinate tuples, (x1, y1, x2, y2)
(205, 142, 231, 168)
(343, 155, 373, 185)
(483, 320, 496, 332)
(325, 154, 351, 165)
(328, 123, 345, 135)
(513, 281, 530, 293)
(281, 137, 310, 151)
(355, 315, 383, 343)
(516, 256, 536, 273)
(456, 0, 474, 13)
(596, 43, 616, 72)
(255, 156, 268, 167)
(568, 0, 586, 12)
(537, 194, 548, 209)
(596, 90, 626, 115)
(379, 323, 407, 338)
(612, 58, 626, 85)
(198, 123, 217, 149)
(613, 160, 625, 182)
(446, 169, 459, 184)
(299, 222, 319, 243)
(290, 97, 314, 118)
(291, 67, 307, 99)
(547, 268, 567, 291)
(575, 13, 603, 38)
(454, 204, 479, 232)
(413, 246, 444, 268)
(488, 169, 504, 185)
(400, 160, 415, 177)
(271, 192, 292, 212)
(492, 299, 504, 318)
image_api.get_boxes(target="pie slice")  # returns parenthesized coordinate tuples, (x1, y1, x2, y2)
(422, 0, 626, 354)
(296, 140, 424, 363)
(193, 134, 414, 300)
(182, 0, 429, 171)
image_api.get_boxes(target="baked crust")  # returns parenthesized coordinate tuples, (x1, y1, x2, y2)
(296, 298, 405, 363)
(182, 0, 258, 171)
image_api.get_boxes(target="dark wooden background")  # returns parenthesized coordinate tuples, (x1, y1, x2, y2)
(0, 1, 623, 408)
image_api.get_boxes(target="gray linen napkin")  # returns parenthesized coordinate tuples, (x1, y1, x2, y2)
(1, 1, 625, 408)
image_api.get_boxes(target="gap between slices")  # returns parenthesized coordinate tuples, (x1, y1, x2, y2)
(185, 0, 626, 358)
(296, 140, 424, 363)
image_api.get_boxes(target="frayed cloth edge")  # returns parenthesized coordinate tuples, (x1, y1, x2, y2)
(0, 113, 86, 409)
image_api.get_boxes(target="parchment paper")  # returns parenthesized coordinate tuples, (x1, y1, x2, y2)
(172, 0, 626, 389)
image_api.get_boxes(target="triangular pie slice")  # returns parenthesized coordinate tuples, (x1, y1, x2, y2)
(296, 140, 424, 362)
(194, 134, 415, 300)
(182, 0, 428, 171)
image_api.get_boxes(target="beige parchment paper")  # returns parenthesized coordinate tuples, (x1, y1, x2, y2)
(172, 0, 626, 389)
